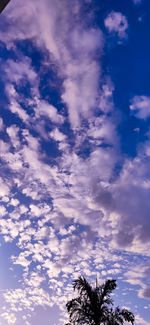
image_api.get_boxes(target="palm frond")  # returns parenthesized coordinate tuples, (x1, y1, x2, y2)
(121, 308, 135, 324)
(66, 277, 134, 325)
(73, 276, 93, 298)
(99, 279, 116, 307)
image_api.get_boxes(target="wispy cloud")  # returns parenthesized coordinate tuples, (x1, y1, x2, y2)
(132, 0, 143, 5)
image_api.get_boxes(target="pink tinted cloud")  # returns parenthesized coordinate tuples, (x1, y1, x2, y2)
(104, 11, 128, 39)
(2, 0, 104, 129)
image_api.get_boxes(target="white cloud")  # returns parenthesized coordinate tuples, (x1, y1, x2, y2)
(135, 315, 150, 325)
(7, 125, 20, 149)
(130, 96, 150, 119)
(4, 57, 37, 85)
(6, 85, 29, 123)
(19, 205, 28, 215)
(0, 205, 7, 217)
(29, 204, 42, 218)
(62, 59, 101, 129)
(104, 11, 128, 39)
(0, 140, 10, 153)
(34, 226, 49, 240)
(0, 117, 4, 130)
(25, 272, 45, 288)
(1, 312, 16, 324)
(88, 116, 118, 146)
(125, 264, 150, 305)
(0, 177, 10, 197)
(132, 0, 143, 5)
(98, 82, 114, 113)
(1, 0, 103, 129)
(139, 287, 150, 300)
(3, 287, 52, 312)
(36, 100, 64, 124)
(0, 219, 30, 242)
(50, 128, 66, 142)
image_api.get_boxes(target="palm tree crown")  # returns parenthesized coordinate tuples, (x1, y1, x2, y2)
(66, 276, 134, 325)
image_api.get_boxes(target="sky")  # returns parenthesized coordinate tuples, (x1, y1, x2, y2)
(0, 0, 150, 324)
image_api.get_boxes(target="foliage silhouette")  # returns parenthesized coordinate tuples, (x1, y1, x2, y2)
(0, 0, 11, 14)
(66, 276, 134, 325)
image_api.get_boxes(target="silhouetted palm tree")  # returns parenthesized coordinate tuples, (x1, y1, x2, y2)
(107, 307, 135, 325)
(66, 276, 134, 325)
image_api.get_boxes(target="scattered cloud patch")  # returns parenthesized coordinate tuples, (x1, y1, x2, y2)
(1, 313, 16, 325)
(104, 11, 128, 39)
(130, 96, 150, 119)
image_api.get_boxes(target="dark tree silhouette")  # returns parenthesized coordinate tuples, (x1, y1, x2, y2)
(66, 276, 134, 325)
(0, 0, 11, 14)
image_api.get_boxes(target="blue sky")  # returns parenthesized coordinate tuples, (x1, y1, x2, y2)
(0, 0, 150, 324)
